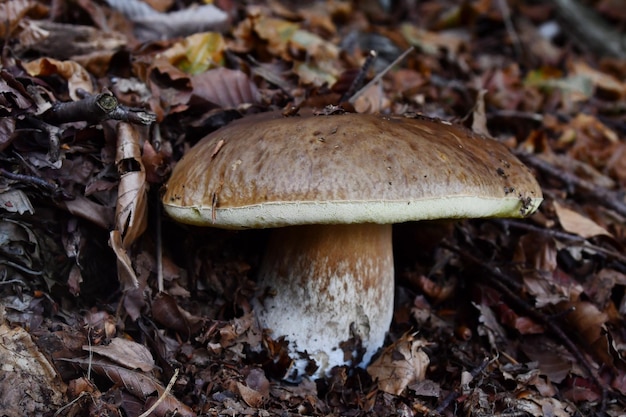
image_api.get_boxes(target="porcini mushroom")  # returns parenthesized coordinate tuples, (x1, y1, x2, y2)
(162, 111, 542, 381)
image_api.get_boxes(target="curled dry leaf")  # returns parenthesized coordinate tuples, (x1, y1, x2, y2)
(22, 58, 93, 100)
(116, 170, 147, 247)
(83, 337, 156, 372)
(367, 333, 430, 395)
(115, 123, 147, 249)
(109, 230, 139, 290)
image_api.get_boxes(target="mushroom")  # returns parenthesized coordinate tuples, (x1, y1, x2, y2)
(162, 111, 543, 381)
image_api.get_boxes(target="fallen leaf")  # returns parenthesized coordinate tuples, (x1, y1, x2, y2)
(191, 68, 261, 109)
(554, 201, 611, 238)
(236, 369, 269, 408)
(83, 337, 156, 372)
(22, 58, 94, 100)
(115, 123, 147, 249)
(0, 323, 67, 417)
(0, 189, 34, 215)
(109, 229, 139, 290)
(68, 358, 195, 417)
(367, 333, 430, 395)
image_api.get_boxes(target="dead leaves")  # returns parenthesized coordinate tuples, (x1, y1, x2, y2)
(22, 58, 94, 100)
(0, 322, 67, 417)
(69, 358, 194, 417)
(108, 122, 148, 290)
(367, 333, 430, 395)
(3, 0, 626, 415)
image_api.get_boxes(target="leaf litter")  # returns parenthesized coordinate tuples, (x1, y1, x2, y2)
(1, 0, 626, 416)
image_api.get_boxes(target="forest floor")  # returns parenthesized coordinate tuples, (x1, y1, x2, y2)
(1, 0, 626, 416)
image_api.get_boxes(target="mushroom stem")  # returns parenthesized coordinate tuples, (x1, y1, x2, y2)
(254, 223, 394, 381)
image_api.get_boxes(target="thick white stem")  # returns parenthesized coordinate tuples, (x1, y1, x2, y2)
(253, 223, 394, 381)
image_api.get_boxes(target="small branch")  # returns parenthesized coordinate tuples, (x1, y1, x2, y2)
(41, 91, 156, 126)
(515, 151, 626, 218)
(0, 167, 71, 199)
(348, 47, 414, 104)
(137, 368, 179, 417)
(21, 115, 64, 162)
(499, 219, 626, 265)
(551, 0, 626, 59)
(431, 357, 491, 415)
(340, 50, 377, 104)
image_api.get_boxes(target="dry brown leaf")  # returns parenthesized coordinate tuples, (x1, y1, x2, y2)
(0, 0, 40, 38)
(520, 336, 574, 383)
(109, 229, 139, 290)
(70, 358, 195, 417)
(569, 60, 626, 99)
(367, 333, 429, 395)
(560, 301, 613, 367)
(60, 195, 114, 229)
(236, 369, 270, 408)
(191, 68, 261, 109)
(554, 202, 611, 238)
(22, 58, 94, 100)
(83, 337, 156, 372)
(473, 301, 509, 350)
(116, 170, 148, 247)
(115, 123, 148, 249)
(0, 323, 67, 417)
(151, 292, 192, 339)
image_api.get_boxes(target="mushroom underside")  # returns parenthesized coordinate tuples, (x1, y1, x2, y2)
(253, 223, 394, 381)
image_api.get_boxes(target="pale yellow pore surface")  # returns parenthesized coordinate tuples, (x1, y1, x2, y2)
(162, 111, 543, 228)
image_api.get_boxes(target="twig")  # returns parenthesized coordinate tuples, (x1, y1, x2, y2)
(348, 47, 414, 104)
(42, 91, 156, 126)
(496, 0, 523, 58)
(443, 243, 610, 412)
(339, 50, 377, 103)
(137, 368, 179, 417)
(515, 151, 626, 218)
(21, 115, 64, 162)
(499, 219, 626, 264)
(0, 167, 71, 199)
(431, 357, 491, 415)
(155, 192, 164, 293)
(552, 0, 626, 59)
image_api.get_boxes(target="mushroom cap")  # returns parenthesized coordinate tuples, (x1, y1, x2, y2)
(163, 111, 542, 228)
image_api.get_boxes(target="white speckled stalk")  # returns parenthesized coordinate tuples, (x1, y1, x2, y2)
(253, 223, 394, 381)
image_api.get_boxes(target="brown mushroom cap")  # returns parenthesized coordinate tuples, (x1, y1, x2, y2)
(163, 111, 542, 227)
